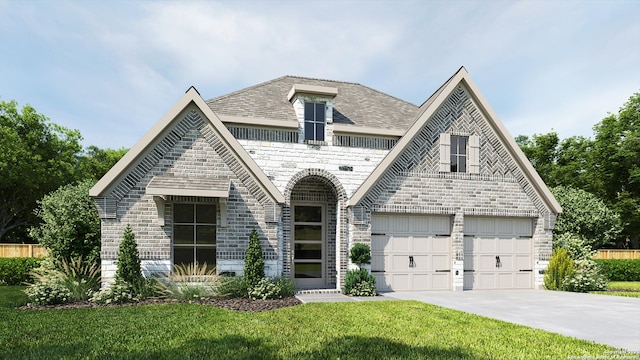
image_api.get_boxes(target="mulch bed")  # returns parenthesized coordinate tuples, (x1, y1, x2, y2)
(19, 296, 302, 312)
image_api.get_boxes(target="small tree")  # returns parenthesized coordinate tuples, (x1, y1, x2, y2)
(551, 186, 622, 250)
(349, 243, 371, 268)
(115, 224, 143, 286)
(244, 229, 264, 289)
(29, 180, 101, 268)
(544, 248, 574, 291)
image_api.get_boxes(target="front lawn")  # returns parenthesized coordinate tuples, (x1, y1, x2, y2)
(590, 281, 640, 298)
(1, 286, 613, 359)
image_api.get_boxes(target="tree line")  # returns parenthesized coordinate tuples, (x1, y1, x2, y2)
(0, 100, 127, 243)
(1, 92, 638, 248)
(517, 93, 639, 248)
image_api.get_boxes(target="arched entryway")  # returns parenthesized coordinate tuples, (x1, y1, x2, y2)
(283, 169, 347, 290)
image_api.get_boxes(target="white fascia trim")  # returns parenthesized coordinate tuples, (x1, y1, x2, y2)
(287, 84, 338, 101)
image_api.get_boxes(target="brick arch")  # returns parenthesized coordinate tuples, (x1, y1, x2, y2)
(282, 168, 348, 289)
(283, 168, 347, 204)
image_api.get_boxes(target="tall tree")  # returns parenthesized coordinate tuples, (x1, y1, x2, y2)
(590, 93, 640, 248)
(0, 100, 82, 242)
(516, 132, 592, 189)
(76, 145, 128, 181)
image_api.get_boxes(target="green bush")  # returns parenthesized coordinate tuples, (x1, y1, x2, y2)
(343, 269, 376, 296)
(243, 229, 264, 289)
(564, 260, 608, 292)
(24, 257, 100, 305)
(154, 263, 219, 302)
(115, 224, 144, 287)
(29, 180, 101, 267)
(544, 248, 574, 291)
(349, 243, 371, 267)
(24, 279, 73, 305)
(90, 282, 139, 305)
(248, 277, 296, 300)
(553, 233, 596, 261)
(215, 276, 249, 299)
(551, 186, 622, 249)
(0, 257, 42, 285)
(595, 259, 640, 281)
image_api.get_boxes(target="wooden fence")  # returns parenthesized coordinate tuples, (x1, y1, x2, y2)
(594, 249, 640, 260)
(0, 244, 48, 258)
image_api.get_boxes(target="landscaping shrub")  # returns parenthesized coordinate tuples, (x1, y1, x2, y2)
(564, 260, 608, 292)
(595, 259, 640, 281)
(248, 277, 296, 300)
(0, 257, 42, 285)
(243, 229, 264, 290)
(25, 256, 100, 305)
(343, 268, 376, 296)
(349, 243, 371, 268)
(29, 180, 101, 268)
(544, 248, 574, 291)
(154, 263, 220, 302)
(215, 276, 249, 299)
(24, 279, 73, 305)
(115, 224, 144, 287)
(553, 234, 608, 292)
(90, 282, 139, 304)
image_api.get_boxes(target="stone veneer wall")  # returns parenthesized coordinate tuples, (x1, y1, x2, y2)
(98, 108, 278, 285)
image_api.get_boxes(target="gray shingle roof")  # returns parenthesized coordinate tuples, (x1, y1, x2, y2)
(206, 76, 420, 131)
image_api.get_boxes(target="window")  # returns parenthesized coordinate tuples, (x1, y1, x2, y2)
(450, 136, 467, 173)
(304, 102, 326, 142)
(173, 203, 216, 272)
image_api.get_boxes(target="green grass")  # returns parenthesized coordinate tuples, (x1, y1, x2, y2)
(590, 281, 640, 298)
(1, 286, 614, 359)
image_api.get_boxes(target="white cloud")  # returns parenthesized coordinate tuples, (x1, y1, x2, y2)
(0, 0, 638, 149)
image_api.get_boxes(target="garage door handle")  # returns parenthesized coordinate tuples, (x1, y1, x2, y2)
(519, 269, 533, 272)
(371, 270, 385, 273)
(435, 269, 450, 273)
(464, 269, 475, 272)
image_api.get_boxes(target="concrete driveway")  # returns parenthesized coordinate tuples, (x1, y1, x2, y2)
(383, 290, 640, 352)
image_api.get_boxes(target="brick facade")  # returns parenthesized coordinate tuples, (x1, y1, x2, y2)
(94, 74, 558, 291)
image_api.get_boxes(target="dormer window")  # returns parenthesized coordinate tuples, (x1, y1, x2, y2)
(304, 102, 326, 142)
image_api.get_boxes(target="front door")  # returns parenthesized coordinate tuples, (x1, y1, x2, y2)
(292, 204, 325, 288)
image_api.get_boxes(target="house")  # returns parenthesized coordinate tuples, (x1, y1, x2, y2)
(90, 67, 561, 291)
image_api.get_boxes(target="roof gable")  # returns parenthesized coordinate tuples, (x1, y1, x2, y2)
(90, 87, 285, 204)
(348, 67, 561, 214)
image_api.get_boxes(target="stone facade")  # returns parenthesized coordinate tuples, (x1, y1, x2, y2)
(93, 72, 559, 291)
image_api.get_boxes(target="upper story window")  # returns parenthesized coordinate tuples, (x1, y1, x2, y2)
(304, 102, 326, 142)
(440, 133, 480, 174)
(450, 136, 467, 173)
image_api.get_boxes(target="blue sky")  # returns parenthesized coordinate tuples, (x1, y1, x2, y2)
(1, 0, 638, 150)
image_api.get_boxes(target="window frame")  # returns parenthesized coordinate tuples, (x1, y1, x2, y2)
(172, 203, 217, 272)
(303, 101, 326, 142)
(450, 135, 468, 173)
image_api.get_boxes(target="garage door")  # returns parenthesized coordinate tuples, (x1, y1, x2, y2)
(463, 217, 533, 290)
(371, 214, 451, 291)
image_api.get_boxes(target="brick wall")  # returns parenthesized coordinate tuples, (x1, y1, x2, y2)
(98, 108, 277, 285)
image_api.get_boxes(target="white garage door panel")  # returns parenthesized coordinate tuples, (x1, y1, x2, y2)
(463, 217, 534, 290)
(371, 214, 451, 291)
